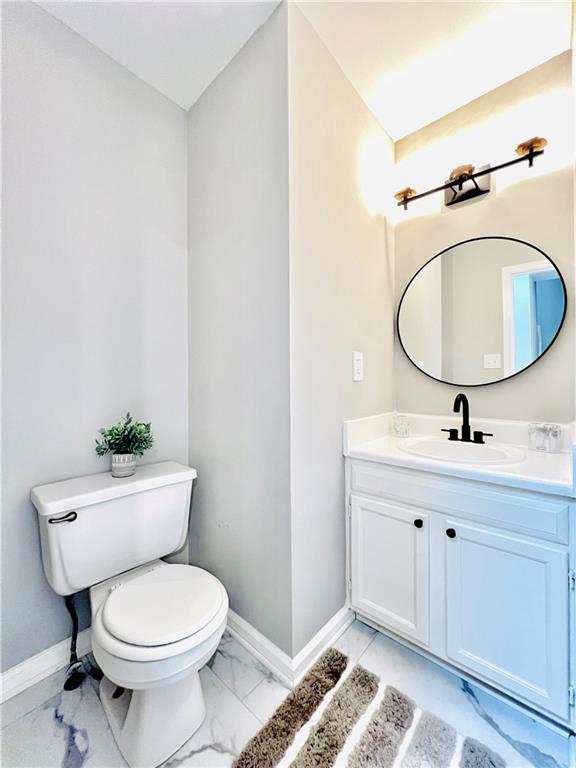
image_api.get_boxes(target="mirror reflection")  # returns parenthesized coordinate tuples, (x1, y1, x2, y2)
(397, 237, 566, 386)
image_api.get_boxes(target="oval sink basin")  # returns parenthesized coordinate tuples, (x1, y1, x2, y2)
(398, 437, 525, 465)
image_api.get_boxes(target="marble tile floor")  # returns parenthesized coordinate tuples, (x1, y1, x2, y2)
(0, 620, 572, 768)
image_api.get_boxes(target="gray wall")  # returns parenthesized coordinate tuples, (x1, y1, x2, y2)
(287, 6, 395, 654)
(394, 54, 574, 421)
(187, 6, 293, 653)
(1, 3, 188, 670)
(186, 4, 395, 657)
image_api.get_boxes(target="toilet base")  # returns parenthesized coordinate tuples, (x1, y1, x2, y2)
(100, 670, 206, 768)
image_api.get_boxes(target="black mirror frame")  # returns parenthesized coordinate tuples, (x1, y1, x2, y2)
(396, 236, 568, 388)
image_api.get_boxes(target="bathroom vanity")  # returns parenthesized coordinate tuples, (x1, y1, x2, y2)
(344, 413, 576, 730)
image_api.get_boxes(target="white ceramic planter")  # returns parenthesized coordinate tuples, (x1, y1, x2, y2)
(111, 453, 136, 478)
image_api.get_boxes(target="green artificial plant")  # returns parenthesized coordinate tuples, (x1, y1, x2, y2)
(95, 413, 154, 457)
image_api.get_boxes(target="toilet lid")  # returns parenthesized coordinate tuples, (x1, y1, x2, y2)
(102, 565, 224, 647)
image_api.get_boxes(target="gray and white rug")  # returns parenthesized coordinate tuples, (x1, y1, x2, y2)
(234, 648, 505, 768)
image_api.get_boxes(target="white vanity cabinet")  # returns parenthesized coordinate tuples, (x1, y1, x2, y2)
(346, 458, 575, 725)
(444, 518, 569, 719)
(350, 497, 429, 645)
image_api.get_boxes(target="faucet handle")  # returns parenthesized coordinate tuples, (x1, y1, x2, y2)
(473, 430, 493, 444)
(441, 428, 459, 441)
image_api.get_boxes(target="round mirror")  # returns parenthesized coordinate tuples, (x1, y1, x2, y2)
(397, 237, 567, 387)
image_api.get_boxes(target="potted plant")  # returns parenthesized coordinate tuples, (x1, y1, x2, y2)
(95, 413, 154, 477)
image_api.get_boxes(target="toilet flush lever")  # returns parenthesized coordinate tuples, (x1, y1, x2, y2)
(48, 511, 78, 524)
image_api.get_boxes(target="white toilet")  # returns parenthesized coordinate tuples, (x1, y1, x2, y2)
(32, 461, 228, 768)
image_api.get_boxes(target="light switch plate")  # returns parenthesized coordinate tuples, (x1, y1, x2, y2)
(353, 351, 364, 381)
(483, 353, 502, 369)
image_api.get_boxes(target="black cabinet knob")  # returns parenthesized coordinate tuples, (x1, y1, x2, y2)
(446, 528, 456, 539)
(414, 518, 423, 528)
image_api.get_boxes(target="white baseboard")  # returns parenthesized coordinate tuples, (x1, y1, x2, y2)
(226, 611, 295, 687)
(227, 606, 354, 688)
(0, 628, 92, 704)
(290, 607, 354, 684)
(1, 607, 354, 704)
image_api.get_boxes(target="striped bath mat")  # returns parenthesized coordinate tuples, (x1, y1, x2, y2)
(234, 648, 505, 768)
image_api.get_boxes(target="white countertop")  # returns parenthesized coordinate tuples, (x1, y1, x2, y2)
(344, 414, 575, 498)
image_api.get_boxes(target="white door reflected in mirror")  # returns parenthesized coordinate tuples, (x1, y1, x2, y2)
(502, 259, 565, 377)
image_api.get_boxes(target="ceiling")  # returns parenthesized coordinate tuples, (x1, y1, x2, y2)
(39, 1, 572, 139)
(298, 1, 573, 139)
(38, 1, 280, 110)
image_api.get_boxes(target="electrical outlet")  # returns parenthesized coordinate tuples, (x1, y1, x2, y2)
(483, 353, 502, 369)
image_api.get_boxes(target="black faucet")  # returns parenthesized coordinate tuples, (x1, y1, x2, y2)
(442, 394, 493, 444)
(454, 393, 471, 441)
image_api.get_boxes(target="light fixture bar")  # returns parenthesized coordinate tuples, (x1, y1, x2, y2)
(395, 137, 547, 210)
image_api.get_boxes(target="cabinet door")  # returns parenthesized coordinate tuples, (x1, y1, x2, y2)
(350, 496, 429, 645)
(445, 519, 569, 720)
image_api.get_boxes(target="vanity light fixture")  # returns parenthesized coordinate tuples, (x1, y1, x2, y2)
(394, 137, 548, 210)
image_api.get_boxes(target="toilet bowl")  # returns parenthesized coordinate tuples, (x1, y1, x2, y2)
(90, 560, 228, 768)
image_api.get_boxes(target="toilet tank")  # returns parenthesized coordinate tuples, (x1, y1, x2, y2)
(31, 461, 197, 595)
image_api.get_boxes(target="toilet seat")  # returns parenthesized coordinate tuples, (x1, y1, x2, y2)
(103, 564, 223, 646)
(92, 563, 228, 663)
